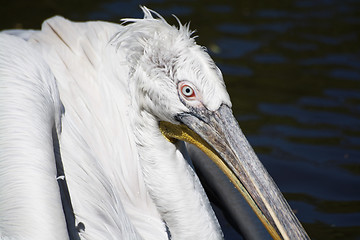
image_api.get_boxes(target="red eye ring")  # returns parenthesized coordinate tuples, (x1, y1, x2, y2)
(180, 84, 196, 98)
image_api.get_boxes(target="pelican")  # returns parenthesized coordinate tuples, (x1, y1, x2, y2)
(0, 7, 309, 240)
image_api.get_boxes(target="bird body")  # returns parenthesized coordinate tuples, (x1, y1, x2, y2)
(1, 9, 223, 240)
(0, 7, 310, 240)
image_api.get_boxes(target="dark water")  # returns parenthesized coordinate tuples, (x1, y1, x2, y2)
(1, 0, 360, 239)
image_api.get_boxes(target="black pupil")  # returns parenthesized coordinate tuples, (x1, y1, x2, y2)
(185, 88, 191, 93)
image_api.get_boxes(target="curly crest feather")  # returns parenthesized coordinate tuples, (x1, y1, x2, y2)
(110, 7, 197, 74)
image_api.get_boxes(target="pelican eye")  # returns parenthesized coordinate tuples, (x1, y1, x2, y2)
(181, 85, 195, 98)
(178, 81, 199, 103)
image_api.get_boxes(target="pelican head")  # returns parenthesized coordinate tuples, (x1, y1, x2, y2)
(110, 7, 309, 240)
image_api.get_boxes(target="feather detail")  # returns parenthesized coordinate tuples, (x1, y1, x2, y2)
(1, 7, 232, 240)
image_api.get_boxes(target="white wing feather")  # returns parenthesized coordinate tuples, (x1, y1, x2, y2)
(29, 17, 167, 240)
(0, 16, 167, 239)
(0, 33, 67, 239)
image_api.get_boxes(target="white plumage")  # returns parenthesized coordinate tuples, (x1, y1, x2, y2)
(0, 7, 310, 240)
(0, 7, 227, 240)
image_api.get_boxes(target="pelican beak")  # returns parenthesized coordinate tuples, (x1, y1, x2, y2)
(159, 104, 310, 240)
